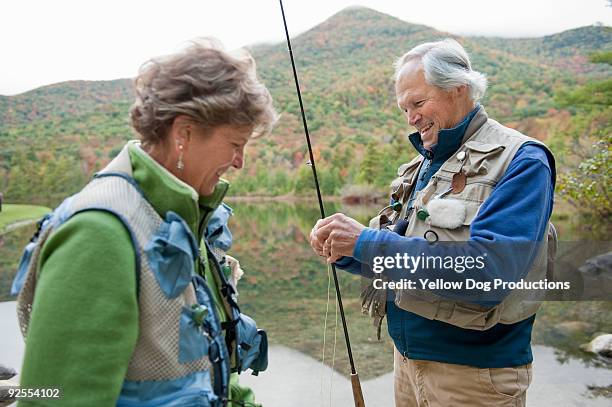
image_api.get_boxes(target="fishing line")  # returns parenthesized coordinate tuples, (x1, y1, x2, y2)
(329, 271, 338, 407)
(278, 1, 365, 405)
(320, 264, 332, 405)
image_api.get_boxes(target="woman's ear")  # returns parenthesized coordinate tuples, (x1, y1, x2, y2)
(169, 115, 193, 152)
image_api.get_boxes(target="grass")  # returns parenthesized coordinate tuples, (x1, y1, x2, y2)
(0, 204, 51, 231)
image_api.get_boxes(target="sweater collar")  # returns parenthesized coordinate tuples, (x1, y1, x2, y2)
(408, 104, 480, 163)
(127, 141, 227, 238)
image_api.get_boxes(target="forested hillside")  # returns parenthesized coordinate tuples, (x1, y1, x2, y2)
(1, 7, 610, 206)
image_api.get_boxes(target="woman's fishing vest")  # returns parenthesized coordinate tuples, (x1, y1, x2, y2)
(13, 146, 231, 406)
(364, 108, 557, 332)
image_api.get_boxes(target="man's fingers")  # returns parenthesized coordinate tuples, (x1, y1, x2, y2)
(311, 236, 325, 256)
(322, 238, 332, 257)
(313, 228, 331, 248)
(311, 213, 352, 262)
(327, 239, 343, 264)
(313, 213, 344, 231)
(313, 213, 347, 243)
(309, 226, 327, 257)
(315, 221, 337, 241)
(323, 236, 342, 264)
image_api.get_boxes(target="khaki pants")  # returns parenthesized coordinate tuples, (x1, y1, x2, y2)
(394, 348, 531, 407)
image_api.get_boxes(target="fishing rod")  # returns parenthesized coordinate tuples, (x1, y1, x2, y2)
(278, 1, 365, 406)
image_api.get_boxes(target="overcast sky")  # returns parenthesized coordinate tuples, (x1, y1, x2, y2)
(1, 0, 610, 95)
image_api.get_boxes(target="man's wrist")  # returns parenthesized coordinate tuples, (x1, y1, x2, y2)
(353, 227, 377, 264)
(334, 256, 353, 266)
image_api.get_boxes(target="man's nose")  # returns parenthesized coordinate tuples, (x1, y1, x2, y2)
(408, 111, 420, 126)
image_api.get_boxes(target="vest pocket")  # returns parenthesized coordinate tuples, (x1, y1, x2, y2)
(118, 389, 216, 407)
(463, 142, 505, 176)
(439, 141, 504, 176)
(391, 159, 421, 201)
(234, 313, 268, 375)
(119, 371, 218, 406)
(425, 177, 487, 227)
(179, 306, 210, 363)
(146, 211, 199, 299)
(419, 195, 482, 230)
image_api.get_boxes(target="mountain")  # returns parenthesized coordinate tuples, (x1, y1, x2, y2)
(0, 7, 610, 204)
(473, 25, 612, 61)
(471, 25, 612, 74)
(0, 79, 132, 129)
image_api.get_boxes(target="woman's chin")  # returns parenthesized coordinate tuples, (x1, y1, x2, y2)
(199, 187, 213, 197)
(197, 181, 217, 197)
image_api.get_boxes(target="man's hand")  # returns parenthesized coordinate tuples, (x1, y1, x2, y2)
(309, 213, 366, 263)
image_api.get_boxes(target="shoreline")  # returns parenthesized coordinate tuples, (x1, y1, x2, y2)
(225, 194, 343, 203)
(224, 194, 386, 204)
(0, 219, 37, 236)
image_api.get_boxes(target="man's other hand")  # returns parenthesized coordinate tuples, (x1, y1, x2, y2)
(309, 213, 365, 263)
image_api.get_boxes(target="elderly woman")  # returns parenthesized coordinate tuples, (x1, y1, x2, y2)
(13, 39, 276, 406)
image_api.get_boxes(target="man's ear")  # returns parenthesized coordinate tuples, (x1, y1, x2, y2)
(455, 84, 469, 98)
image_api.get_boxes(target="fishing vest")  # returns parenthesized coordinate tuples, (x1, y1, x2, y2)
(203, 227, 268, 378)
(12, 145, 264, 406)
(363, 107, 557, 332)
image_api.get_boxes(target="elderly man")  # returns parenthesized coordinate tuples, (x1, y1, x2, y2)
(310, 39, 555, 407)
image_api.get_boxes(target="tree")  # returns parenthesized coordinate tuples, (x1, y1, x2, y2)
(555, 51, 611, 217)
(293, 163, 315, 195)
(357, 141, 384, 185)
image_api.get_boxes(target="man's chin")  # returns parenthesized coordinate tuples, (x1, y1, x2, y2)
(419, 126, 438, 146)
(421, 135, 438, 150)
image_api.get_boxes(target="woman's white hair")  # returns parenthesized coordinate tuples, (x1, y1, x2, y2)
(394, 38, 487, 102)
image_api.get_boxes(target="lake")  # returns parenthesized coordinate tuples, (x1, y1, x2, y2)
(0, 200, 610, 405)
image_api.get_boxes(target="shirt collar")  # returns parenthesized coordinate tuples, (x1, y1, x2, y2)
(408, 104, 480, 162)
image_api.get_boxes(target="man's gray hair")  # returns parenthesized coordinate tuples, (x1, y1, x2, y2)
(394, 39, 487, 102)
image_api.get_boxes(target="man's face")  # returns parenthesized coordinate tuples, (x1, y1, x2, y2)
(395, 61, 471, 149)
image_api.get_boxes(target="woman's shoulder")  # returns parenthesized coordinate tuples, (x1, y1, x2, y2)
(39, 210, 136, 271)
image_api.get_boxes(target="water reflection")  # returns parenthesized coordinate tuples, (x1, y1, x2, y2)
(225, 200, 612, 377)
(0, 224, 35, 301)
(0, 201, 610, 380)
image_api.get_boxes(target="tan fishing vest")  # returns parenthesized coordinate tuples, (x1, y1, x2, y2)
(16, 145, 213, 381)
(364, 107, 556, 331)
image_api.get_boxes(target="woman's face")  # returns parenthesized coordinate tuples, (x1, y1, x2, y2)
(177, 121, 252, 196)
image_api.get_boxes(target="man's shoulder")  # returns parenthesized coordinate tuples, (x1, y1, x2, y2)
(481, 118, 534, 145)
(396, 154, 423, 176)
(477, 118, 553, 162)
(512, 142, 552, 169)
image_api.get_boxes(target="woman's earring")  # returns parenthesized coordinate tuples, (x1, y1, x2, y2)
(177, 144, 185, 171)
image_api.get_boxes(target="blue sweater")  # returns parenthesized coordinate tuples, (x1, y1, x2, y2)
(336, 108, 555, 368)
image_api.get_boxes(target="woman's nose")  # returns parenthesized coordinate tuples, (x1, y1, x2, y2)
(232, 149, 244, 169)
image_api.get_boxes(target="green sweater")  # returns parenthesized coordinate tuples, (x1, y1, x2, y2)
(19, 142, 258, 406)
